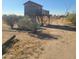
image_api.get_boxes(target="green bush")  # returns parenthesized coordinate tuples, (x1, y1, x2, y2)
(17, 16, 40, 32)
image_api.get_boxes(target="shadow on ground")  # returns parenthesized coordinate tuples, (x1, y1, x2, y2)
(28, 32, 60, 40)
(2, 28, 31, 32)
(3, 28, 60, 40)
(45, 24, 76, 31)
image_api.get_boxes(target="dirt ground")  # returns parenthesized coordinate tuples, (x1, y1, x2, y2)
(2, 19, 76, 59)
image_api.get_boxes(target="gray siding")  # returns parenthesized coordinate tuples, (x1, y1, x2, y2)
(24, 1, 42, 16)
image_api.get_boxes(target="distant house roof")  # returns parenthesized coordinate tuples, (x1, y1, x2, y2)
(24, 1, 42, 7)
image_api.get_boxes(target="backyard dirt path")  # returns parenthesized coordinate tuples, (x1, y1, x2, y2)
(39, 27, 76, 59)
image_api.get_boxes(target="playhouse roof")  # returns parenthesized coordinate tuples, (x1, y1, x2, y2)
(24, 1, 42, 7)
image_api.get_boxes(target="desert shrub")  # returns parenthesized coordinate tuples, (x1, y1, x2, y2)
(17, 16, 40, 32)
(2, 15, 20, 29)
(2, 15, 8, 22)
(66, 13, 76, 26)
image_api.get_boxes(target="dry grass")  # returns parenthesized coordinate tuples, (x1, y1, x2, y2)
(2, 18, 76, 59)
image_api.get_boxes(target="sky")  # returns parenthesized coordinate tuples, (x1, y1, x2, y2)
(2, 0, 76, 15)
